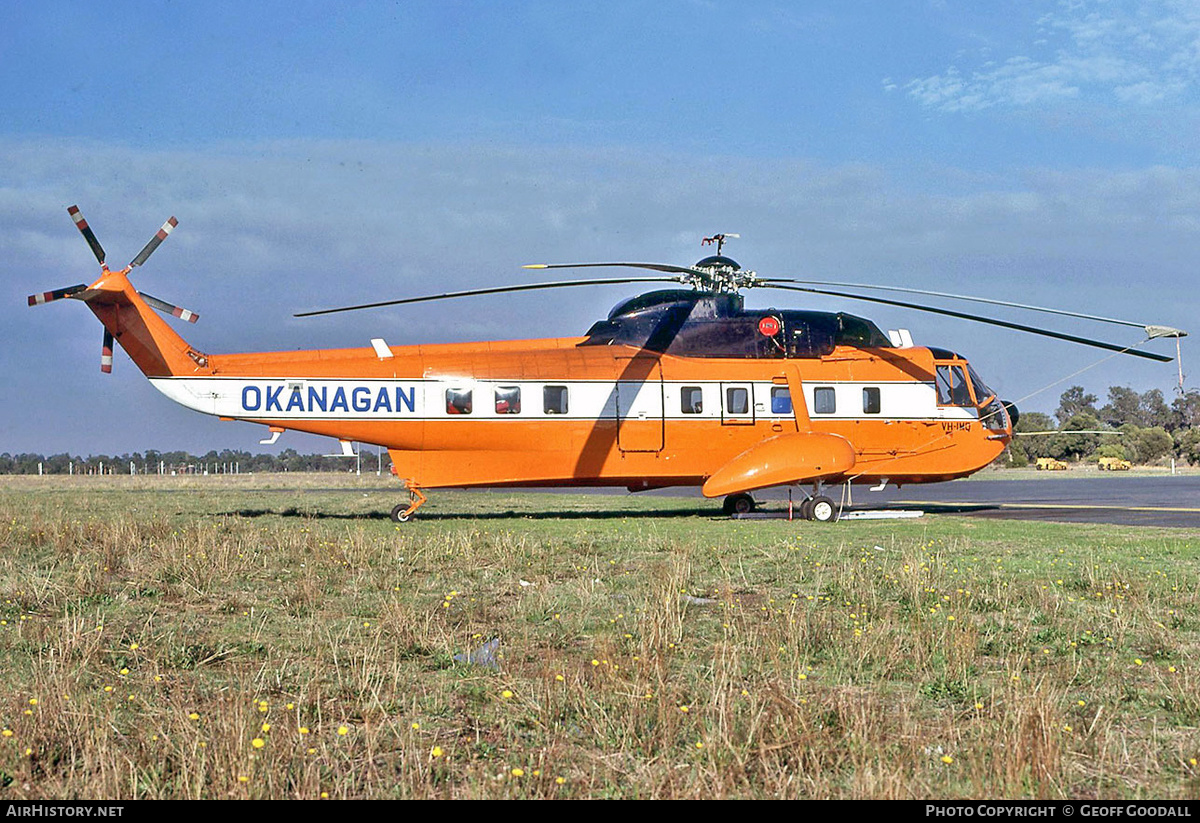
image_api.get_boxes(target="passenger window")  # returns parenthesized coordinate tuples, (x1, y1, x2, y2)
(863, 387, 881, 414)
(495, 386, 521, 414)
(681, 386, 703, 414)
(446, 388, 472, 415)
(771, 386, 792, 415)
(725, 387, 750, 415)
(813, 387, 836, 414)
(543, 385, 569, 414)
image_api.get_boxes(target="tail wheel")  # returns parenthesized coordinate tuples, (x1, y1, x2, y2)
(808, 495, 838, 523)
(723, 493, 756, 516)
(390, 503, 411, 523)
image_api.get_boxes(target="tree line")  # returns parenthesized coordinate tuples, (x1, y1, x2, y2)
(1009, 386, 1200, 466)
(0, 448, 388, 475)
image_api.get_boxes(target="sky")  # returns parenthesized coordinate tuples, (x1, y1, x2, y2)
(3, 0, 1199, 456)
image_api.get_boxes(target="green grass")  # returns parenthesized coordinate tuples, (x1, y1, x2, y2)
(0, 474, 1198, 798)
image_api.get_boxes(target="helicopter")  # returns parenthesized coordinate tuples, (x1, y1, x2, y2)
(29, 211, 1186, 522)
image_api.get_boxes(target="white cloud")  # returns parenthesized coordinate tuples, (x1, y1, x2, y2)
(906, 0, 1200, 111)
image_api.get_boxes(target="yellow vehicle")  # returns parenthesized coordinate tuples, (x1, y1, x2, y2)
(1035, 457, 1069, 471)
(1098, 457, 1131, 471)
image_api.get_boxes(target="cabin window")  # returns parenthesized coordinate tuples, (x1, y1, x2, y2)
(681, 386, 703, 414)
(813, 387, 836, 415)
(446, 388, 472, 415)
(863, 387, 881, 414)
(543, 385, 569, 414)
(725, 387, 750, 415)
(495, 386, 521, 414)
(771, 386, 792, 415)
(936, 365, 973, 406)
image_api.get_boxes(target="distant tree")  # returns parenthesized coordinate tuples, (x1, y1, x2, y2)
(1055, 386, 1099, 426)
(1172, 390, 1200, 430)
(1050, 412, 1101, 461)
(1010, 411, 1056, 461)
(1100, 386, 1142, 427)
(1176, 428, 1200, 466)
(1121, 425, 1174, 464)
(1140, 389, 1172, 430)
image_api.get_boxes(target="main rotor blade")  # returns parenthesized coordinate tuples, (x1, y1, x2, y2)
(28, 284, 87, 306)
(762, 283, 1174, 362)
(139, 291, 200, 323)
(760, 277, 1167, 334)
(68, 206, 105, 264)
(294, 276, 684, 318)
(129, 216, 178, 268)
(524, 262, 705, 276)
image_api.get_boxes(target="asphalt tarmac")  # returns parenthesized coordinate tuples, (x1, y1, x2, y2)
(755, 474, 1200, 528)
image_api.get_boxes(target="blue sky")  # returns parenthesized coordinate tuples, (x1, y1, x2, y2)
(4, 0, 1198, 455)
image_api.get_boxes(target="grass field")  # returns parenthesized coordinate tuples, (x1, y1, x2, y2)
(0, 473, 1198, 799)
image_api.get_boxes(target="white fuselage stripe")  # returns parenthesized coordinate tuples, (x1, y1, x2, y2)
(148, 376, 981, 424)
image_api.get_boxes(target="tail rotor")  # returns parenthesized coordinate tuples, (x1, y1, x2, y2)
(28, 205, 197, 374)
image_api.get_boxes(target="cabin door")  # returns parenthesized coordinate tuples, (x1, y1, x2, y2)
(615, 358, 664, 453)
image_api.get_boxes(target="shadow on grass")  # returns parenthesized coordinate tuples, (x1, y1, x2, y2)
(219, 505, 722, 522)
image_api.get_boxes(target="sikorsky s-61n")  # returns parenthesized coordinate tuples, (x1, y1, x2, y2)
(30, 210, 1186, 522)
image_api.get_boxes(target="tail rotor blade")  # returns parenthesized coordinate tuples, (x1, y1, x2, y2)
(139, 291, 200, 323)
(67, 205, 106, 265)
(27, 284, 87, 306)
(101, 329, 114, 374)
(129, 217, 178, 268)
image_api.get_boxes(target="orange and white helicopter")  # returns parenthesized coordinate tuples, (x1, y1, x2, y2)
(29, 210, 1185, 522)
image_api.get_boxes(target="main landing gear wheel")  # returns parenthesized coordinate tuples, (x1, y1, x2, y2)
(391, 482, 428, 523)
(723, 493, 756, 516)
(807, 495, 839, 523)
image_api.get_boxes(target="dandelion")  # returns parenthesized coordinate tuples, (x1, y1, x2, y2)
(555, 674, 564, 682)
(189, 712, 200, 721)
(261, 723, 271, 733)
(299, 727, 310, 735)
(411, 722, 420, 730)
(556, 777, 566, 785)
(511, 767, 525, 778)
(252, 738, 265, 749)
(941, 755, 953, 764)
(2, 729, 12, 737)
(238, 775, 249, 783)
(431, 746, 444, 758)
(501, 690, 513, 699)
(337, 725, 348, 736)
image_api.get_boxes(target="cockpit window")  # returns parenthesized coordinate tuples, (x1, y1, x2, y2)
(966, 365, 995, 403)
(935, 365, 973, 406)
(578, 291, 891, 358)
